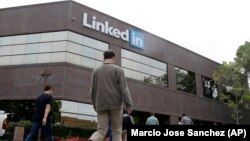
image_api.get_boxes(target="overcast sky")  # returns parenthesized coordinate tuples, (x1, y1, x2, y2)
(1, 0, 250, 63)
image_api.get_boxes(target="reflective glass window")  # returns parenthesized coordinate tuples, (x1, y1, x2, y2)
(67, 42, 82, 55)
(24, 54, 38, 64)
(82, 46, 96, 59)
(52, 41, 67, 52)
(39, 43, 53, 53)
(54, 31, 68, 41)
(0, 31, 108, 68)
(122, 49, 132, 59)
(40, 33, 54, 42)
(81, 57, 96, 69)
(25, 44, 39, 54)
(121, 58, 132, 69)
(37, 53, 51, 63)
(12, 45, 26, 55)
(0, 56, 11, 66)
(202, 76, 218, 99)
(14, 35, 27, 44)
(132, 70, 142, 81)
(27, 34, 40, 43)
(175, 67, 196, 94)
(95, 50, 104, 61)
(121, 49, 168, 87)
(123, 68, 132, 78)
(1, 36, 14, 45)
(66, 53, 81, 65)
(0, 46, 12, 56)
(51, 52, 66, 62)
(82, 36, 96, 48)
(96, 41, 109, 51)
(68, 32, 82, 44)
(11, 55, 24, 65)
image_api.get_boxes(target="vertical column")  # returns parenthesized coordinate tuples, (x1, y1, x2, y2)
(167, 64, 176, 91)
(217, 83, 223, 98)
(195, 74, 203, 98)
(169, 115, 180, 125)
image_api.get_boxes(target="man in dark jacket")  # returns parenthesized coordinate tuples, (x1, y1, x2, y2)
(25, 85, 54, 141)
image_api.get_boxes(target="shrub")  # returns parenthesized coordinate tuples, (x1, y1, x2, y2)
(3, 120, 95, 141)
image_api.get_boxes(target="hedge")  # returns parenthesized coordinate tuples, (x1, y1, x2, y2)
(1, 120, 96, 141)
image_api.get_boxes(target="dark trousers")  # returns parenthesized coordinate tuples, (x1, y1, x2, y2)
(24, 121, 53, 141)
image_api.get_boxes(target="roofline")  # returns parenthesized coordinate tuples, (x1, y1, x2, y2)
(0, 0, 221, 65)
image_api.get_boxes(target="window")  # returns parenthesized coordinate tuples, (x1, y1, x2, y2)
(1, 36, 14, 45)
(0, 56, 11, 65)
(11, 55, 24, 65)
(54, 31, 68, 41)
(67, 42, 82, 55)
(39, 43, 53, 53)
(66, 53, 81, 65)
(60, 100, 97, 122)
(27, 34, 40, 43)
(52, 41, 67, 52)
(24, 54, 38, 64)
(82, 36, 96, 48)
(68, 32, 82, 44)
(40, 33, 54, 42)
(81, 57, 96, 69)
(51, 52, 66, 62)
(96, 41, 109, 51)
(0, 46, 12, 56)
(82, 46, 96, 59)
(14, 35, 27, 44)
(37, 53, 51, 63)
(121, 49, 168, 87)
(13, 45, 26, 55)
(0, 31, 109, 67)
(175, 67, 196, 94)
(25, 44, 39, 54)
(201, 76, 218, 99)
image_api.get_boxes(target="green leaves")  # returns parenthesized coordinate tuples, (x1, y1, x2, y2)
(212, 41, 250, 124)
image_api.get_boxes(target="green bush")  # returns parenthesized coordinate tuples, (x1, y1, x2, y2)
(3, 120, 95, 141)
(53, 124, 95, 139)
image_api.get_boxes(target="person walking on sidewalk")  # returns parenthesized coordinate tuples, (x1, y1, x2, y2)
(25, 85, 54, 141)
(89, 50, 133, 141)
(146, 112, 159, 125)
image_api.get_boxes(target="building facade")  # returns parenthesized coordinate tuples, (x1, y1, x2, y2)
(0, 1, 250, 125)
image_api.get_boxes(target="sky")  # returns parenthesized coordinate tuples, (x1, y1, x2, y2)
(0, 0, 250, 64)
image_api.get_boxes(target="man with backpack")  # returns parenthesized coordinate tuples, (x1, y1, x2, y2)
(122, 110, 134, 141)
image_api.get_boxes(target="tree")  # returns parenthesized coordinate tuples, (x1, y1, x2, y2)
(0, 100, 61, 123)
(175, 68, 196, 94)
(235, 41, 250, 72)
(235, 41, 250, 89)
(235, 41, 250, 108)
(143, 73, 168, 87)
(213, 41, 250, 124)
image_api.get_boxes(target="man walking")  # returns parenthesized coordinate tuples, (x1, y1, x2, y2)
(181, 113, 193, 125)
(25, 85, 54, 141)
(146, 112, 159, 125)
(89, 50, 133, 141)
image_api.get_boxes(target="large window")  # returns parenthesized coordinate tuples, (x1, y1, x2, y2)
(121, 49, 167, 87)
(175, 67, 196, 94)
(0, 31, 109, 69)
(60, 100, 97, 121)
(201, 76, 218, 99)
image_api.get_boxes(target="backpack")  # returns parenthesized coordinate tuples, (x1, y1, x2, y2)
(122, 115, 133, 130)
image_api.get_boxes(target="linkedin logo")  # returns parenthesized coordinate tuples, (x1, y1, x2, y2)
(130, 29, 144, 49)
(83, 12, 144, 50)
